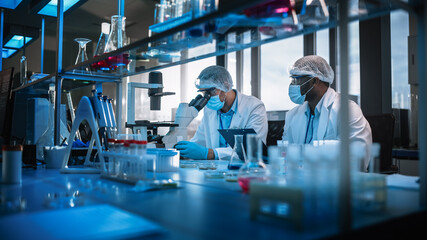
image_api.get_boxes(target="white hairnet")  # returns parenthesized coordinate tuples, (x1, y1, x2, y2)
(288, 55, 334, 84)
(195, 65, 233, 92)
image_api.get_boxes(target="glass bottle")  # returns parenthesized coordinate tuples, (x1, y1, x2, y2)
(19, 55, 27, 86)
(92, 23, 111, 71)
(105, 15, 130, 69)
(237, 134, 267, 193)
(36, 84, 55, 160)
(73, 38, 91, 73)
(228, 134, 245, 170)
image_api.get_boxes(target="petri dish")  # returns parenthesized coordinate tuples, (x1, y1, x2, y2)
(204, 170, 227, 179)
(198, 161, 217, 170)
(180, 163, 198, 168)
(224, 171, 239, 182)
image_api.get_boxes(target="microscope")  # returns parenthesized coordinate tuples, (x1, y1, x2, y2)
(162, 88, 212, 148)
(126, 71, 177, 142)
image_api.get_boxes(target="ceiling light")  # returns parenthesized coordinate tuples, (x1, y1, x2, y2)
(0, 0, 24, 9)
(4, 35, 32, 49)
(30, 0, 88, 17)
(2, 48, 17, 58)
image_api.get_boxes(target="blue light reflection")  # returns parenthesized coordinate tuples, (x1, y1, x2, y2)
(2, 48, 17, 58)
(38, 0, 81, 17)
(4, 35, 32, 49)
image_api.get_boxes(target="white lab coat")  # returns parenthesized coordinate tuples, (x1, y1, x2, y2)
(282, 87, 372, 170)
(191, 90, 268, 160)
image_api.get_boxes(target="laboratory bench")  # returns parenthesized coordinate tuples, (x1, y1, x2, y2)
(0, 160, 425, 240)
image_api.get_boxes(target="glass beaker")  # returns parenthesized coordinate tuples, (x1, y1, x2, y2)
(237, 134, 267, 193)
(73, 38, 91, 73)
(105, 15, 130, 69)
(228, 134, 245, 170)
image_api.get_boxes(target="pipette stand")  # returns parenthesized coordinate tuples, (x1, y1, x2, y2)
(83, 136, 96, 166)
(61, 96, 105, 174)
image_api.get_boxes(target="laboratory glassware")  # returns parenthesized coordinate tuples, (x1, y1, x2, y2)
(299, 0, 329, 26)
(19, 55, 27, 86)
(104, 15, 130, 69)
(91, 22, 111, 71)
(228, 134, 246, 170)
(73, 38, 92, 73)
(237, 134, 267, 193)
(36, 84, 55, 160)
(266, 146, 286, 185)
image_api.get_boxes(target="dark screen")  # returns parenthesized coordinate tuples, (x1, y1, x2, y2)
(0, 68, 14, 137)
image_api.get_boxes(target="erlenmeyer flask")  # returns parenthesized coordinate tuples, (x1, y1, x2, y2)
(73, 38, 91, 73)
(237, 134, 267, 193)
(105, 15, 130, 69)
(228, 134, 245, 170)
(91, 23, 111, 71)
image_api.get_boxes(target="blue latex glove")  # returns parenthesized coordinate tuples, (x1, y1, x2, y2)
(174, 141, 209, 160)
(72, 140, 90, 148)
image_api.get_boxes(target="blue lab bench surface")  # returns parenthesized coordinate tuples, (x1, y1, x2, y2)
(0, 161, 424, 239)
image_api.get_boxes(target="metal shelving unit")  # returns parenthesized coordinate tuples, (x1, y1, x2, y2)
(8, 0, 427, 233)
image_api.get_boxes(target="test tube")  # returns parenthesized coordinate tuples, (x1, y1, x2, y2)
(107, 139, 116, 174)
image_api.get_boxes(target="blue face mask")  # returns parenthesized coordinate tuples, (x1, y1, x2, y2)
(288, 78, 314, 104)
(206, 95, 225, 110)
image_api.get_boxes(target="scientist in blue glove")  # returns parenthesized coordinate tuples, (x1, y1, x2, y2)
(175, 65, 268, 160)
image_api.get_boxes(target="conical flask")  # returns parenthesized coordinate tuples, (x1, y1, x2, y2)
(105, 15, 130, 69)
(237, 134, 267, 193)
(94, 22, 110, 56)
(228, 134, 245, 170)
(92, 22, 111, 71)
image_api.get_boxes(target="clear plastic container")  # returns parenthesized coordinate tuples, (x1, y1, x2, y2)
(147, 148, 179, 172)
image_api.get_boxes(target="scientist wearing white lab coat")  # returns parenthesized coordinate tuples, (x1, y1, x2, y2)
(175, 65, 268, 160)
(282, 55, 372, 171)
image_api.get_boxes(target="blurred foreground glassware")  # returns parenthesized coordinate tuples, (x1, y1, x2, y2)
(267, 146, 286, 185)
(91, 23, 111, 71)
(105, 15, 130, 70)
(73, 38, 91, 73)
(299, 0, 329, 26)
(238, 134, 267, 193)
(228, 134, 246, 170)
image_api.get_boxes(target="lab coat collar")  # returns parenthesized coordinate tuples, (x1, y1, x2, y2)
(316, 87, 337, 140)
(218, 89, 238, 115)
(229, 90, 243, 128)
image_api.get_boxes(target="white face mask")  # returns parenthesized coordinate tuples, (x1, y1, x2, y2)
(288, 78, 314, 104)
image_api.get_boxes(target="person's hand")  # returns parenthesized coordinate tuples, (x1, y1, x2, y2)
(174, 141, 209, 160)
